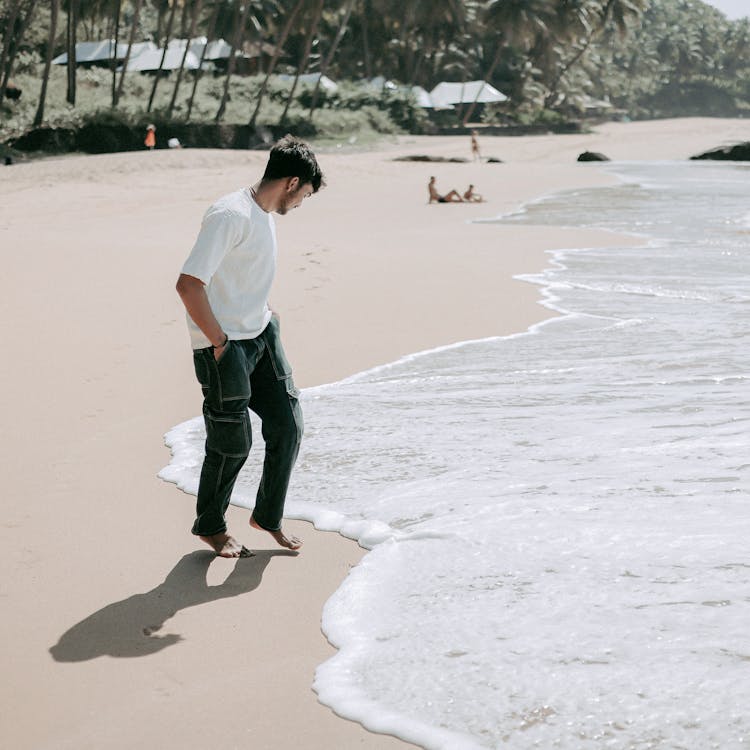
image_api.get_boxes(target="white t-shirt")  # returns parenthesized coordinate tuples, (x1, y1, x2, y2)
(181, 188, 276, 349)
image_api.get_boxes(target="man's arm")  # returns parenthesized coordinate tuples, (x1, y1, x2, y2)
(176, 273, 228, 359)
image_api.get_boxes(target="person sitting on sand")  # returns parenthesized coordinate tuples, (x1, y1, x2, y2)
(428, 176, 463, 204)
(463, 184, 484, 203)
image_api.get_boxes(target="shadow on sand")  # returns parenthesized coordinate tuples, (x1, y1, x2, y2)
(50, 549, 296, 662)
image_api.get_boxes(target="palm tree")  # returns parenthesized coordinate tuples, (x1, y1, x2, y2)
(168, 0, 203, 117)
(147, 0, 179, 112)
(33, 0, 60, 125)
(545, 0, 646, 108)
(215, 0, 254, 121)
(110, 0, 122, 107)
(186, 0, 221, 120)
(308, 0, 355, 121)
(0, 0, 38, 107)
(65, 0, 79, 104)
(461, 0, 549, 124)
(115, 0, 144, 105)
(0, 0, 23, 107)
(248, 0, 305, 127)
(278, 0, 324, 126)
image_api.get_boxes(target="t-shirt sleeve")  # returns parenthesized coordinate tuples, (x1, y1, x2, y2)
(181, 206, 241, 284)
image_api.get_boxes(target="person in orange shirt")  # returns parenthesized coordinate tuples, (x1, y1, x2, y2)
(144, 124, 156, 150)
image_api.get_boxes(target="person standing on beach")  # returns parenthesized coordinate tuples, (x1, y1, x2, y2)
(470, 130, 481, 161)
(176, 135, 324, 558)
(144, 124, 156, 150)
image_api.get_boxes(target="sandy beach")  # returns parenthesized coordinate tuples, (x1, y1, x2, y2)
(1, 117, 749, 749)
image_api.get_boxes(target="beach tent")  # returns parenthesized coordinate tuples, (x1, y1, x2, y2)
(409, 85, 454, 109)
(123, 47, 201, 72)
(168, 37, 234, 60)
(277, 72, 338, 92)
(52, 40, 156, 65)
(429, 80, 507, 108)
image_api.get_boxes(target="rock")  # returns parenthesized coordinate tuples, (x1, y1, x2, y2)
(486, 157, 503, 163)
(577, 151, 610, 162)
(393, 155, 469, 163)
(691, 142, 750, 161)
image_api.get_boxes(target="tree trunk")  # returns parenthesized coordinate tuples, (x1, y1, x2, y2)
(461, 43, 503, 126)
(115, 0, 144, 105)
(33, 0, 60, 125)
(361, 0, 372, 79)
(0, 0, 38, 106)
(110, 0, 122, 107)
(215, 0, 250, 122)
(168, 0, 201, 117)
(66, 0, 79, 105)
(186, 0, 220, 121)
(248, 0, 305, 127)
(279, 0, 324, 127)
(309, 0, 355, 120)
(0, 0, 21, 107)
(147, 0, 179, 113)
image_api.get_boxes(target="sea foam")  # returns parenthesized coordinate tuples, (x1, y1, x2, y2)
(161, 161, 750, 749)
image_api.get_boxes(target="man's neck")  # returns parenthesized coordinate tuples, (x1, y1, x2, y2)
(250, 181, 277, 213)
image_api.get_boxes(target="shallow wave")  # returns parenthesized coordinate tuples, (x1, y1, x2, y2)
(160, 160, 750, 750)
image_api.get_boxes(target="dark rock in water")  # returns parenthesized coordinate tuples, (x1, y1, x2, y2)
(486, 157, 503, 163)
(393, 155, 469, 163)
(691, 142, 750, 161)
(577, 151, 610, 162)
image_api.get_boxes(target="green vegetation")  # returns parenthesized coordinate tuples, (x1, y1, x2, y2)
(1, 0, 748, 153)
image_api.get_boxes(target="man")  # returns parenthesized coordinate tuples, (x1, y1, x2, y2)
(428, 176, 463, 204)
(176, 135, 324, 558)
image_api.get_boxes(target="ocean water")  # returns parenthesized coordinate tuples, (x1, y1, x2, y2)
(160, 161, 750, 750)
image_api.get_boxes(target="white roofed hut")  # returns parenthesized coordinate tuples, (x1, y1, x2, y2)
(52, 40, 156, 68)
(123, 48, 201, 74)
(429, 80, 508, 125)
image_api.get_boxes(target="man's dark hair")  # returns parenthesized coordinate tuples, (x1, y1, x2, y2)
(262, 134, 324, 193)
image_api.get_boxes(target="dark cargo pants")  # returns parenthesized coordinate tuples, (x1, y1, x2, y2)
(190, 316, 303, 537)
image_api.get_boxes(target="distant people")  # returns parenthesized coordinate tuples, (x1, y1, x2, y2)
(463, 184, 484, 203)
(428, 176, 463, 204)
(167, 137, 182, 149)
(144, 124, 156, 150)
(470, 130, 481, 161)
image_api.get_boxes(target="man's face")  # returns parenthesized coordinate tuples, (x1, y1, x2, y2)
(277, 179, 314, 215)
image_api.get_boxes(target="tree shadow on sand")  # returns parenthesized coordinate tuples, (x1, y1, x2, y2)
(50, 549, 295, 662)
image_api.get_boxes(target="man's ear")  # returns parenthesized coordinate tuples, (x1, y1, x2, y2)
(286, 176, 300, 192)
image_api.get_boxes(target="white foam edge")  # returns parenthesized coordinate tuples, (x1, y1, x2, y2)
(157, 166, 660, 750)
(313, 654, 481, 750)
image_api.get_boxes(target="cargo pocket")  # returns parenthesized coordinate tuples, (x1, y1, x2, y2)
(283, 376, 304, 443)
(212, 341, 251, 407)
(193, 350, 211, 397)
(203, 406, 251, 458)
(265, 316, 293, 380)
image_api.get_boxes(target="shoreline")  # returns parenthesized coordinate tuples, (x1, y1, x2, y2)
(2, 118, 750, 750)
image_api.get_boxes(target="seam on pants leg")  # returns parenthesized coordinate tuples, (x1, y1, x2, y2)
(213, 453, 227, 514)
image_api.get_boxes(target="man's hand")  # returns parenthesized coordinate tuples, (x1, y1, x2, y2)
(213, 339, 228, 361)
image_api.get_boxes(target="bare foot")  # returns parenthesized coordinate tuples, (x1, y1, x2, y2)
(250, 516, 302, 551)
(199, 532, 244, 558)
